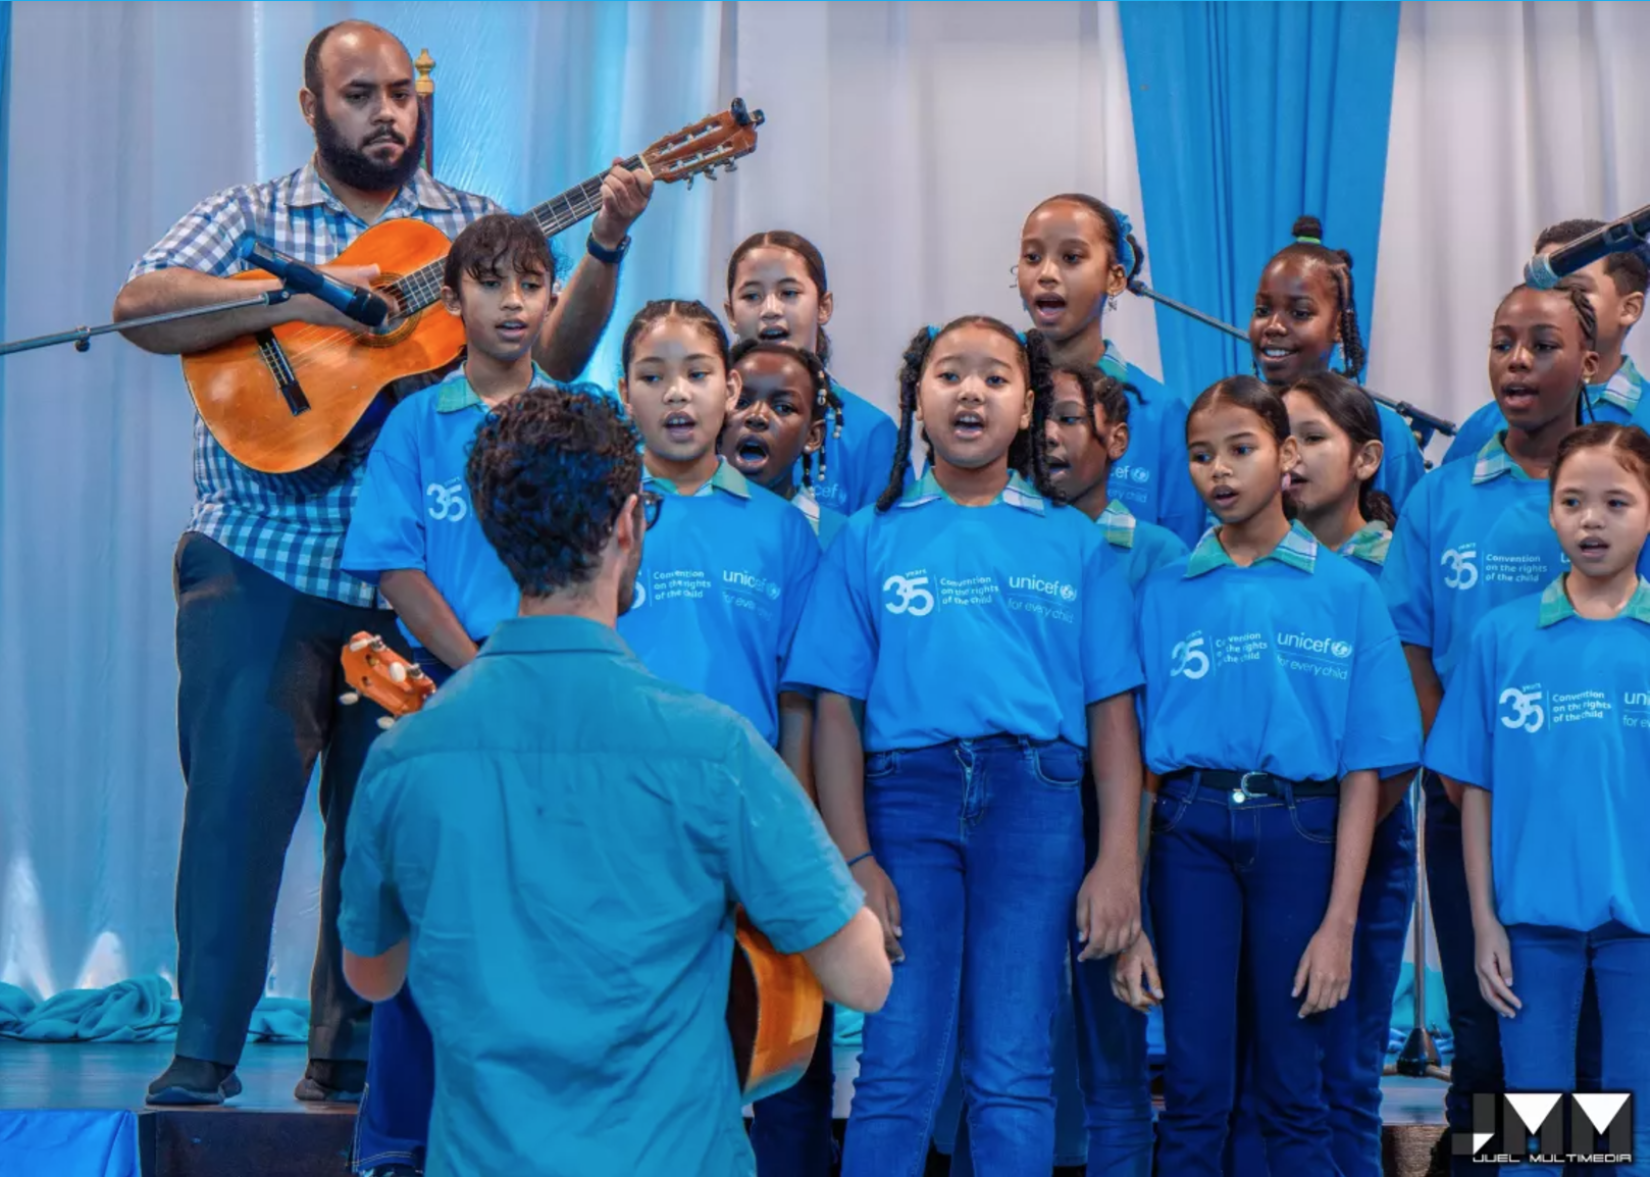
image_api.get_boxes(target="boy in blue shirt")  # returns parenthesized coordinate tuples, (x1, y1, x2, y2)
(1446, 220, 1650, 464)
(339, 387, 890, 1177)
(340, 212, 607, 1177)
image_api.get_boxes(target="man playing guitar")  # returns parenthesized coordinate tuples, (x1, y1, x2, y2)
(112, 20, 652, 1105)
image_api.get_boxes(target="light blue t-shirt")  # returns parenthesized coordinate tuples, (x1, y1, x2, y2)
(792, 485, 848, 550)
(783, 470, 1143, 752)
(1096, 499, 1189, 592)
(1383, 434, 1650, 690)
(341, 369, 608, 645)
(618, 460, 820, 747)
(1372, 402, 1426, 511)
(339, 616, 861, 1177)
(804, 380, 900, 516)
(1099, 344, 1204, 549)
(1424, 577, 1650, 933)
(1138, 520, 1421, 781)
(1442, 356, 1650, 466)
(1338, 520, 1392, 581)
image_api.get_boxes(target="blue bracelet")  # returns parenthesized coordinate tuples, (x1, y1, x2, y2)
(846, 851, 874, 869)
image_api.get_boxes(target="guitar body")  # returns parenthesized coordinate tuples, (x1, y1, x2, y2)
(180, 219, 465, 474)
(727, 908, 825, 1103)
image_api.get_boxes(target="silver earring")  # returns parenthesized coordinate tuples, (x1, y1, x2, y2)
(1107, 294, 1120, 312)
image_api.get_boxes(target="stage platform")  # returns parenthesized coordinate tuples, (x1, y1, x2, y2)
(0, 1041, 1449, 1176)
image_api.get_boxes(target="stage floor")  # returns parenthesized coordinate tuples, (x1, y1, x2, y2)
(1, 1041, 1449, 1176)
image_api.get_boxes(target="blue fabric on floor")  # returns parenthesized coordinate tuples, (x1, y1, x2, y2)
(0, 1109, 138, 1177)
(0, 977, 308, 1044)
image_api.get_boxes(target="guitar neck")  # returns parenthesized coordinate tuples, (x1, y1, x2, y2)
(525, 154, 646, 241)
(390, 154, 646, 313)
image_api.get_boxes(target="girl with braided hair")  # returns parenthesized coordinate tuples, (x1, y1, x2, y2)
(1250, 216, 1426, 510)
(785, 316, 1147, 1177)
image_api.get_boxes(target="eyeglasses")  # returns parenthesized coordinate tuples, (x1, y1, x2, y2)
(640, 489, 663, 530)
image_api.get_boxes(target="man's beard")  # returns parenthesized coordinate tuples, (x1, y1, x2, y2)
(314, 100, 426, 193)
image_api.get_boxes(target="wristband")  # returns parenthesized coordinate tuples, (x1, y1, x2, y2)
(586, 233, 630, 265)
(846, 851, 874, 869)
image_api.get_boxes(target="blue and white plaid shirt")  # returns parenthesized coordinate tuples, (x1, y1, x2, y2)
(129, 159, 502, 605)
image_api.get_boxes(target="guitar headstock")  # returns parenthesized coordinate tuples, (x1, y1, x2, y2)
(339, 632, 435, 730)
(643, 97, 764, 188)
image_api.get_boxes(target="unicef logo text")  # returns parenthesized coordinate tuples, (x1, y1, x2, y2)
(1009, 574, 1077, 602)
(884, 574, 935, 617)
(1276, 632, 1353, 658)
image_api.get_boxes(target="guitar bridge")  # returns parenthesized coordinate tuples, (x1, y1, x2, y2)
(255, 330, 310, 416)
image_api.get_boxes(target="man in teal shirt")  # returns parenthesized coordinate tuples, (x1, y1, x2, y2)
(339, 387, 890, 1177)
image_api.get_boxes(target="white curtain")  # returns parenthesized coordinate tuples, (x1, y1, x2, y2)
(0, 0, 1151, 1000)
(1369, 0, 1650, 458)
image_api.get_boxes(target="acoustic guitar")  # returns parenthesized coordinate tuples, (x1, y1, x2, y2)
(184, 100, 764, 475)
(338, 631, 825, 1101)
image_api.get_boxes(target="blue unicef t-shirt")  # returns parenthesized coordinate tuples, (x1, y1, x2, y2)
(792, 485, 848, 551)
(618, 460, 820, 747)
(1373, 403, 1425, 511)
(1099, 345, 1204, 549)
(1442, 356, 1650, 466)
(1425, 577, 1650, 933)
(803, 380, 900, 516)
(1096, 500, 1189, 592)
(342, 370, 610, 646)
(1383, 435, 1650, 689)
(784, 471, 1143, 752)
(1137, 520, 1421, 782)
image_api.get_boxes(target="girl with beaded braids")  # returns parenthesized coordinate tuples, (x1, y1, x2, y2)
(721, 339, 849, 550)
(784, 316, 1147, 1176)
(1019, 192, 1205, 548)
(725, 231, 900, 515)
(1250, 216, 1426, 510)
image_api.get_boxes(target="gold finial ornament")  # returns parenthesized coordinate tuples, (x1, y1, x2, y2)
(414, 49, 435, 97)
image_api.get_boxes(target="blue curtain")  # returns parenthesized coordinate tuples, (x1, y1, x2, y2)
(1119, 1, 1401, 400)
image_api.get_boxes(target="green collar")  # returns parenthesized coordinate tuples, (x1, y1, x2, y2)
(1537, 574, 1650, 627)
(644, 457, 751, 499)
(1592, 355, 1645, 415)
(897, 468, 1045, 514)
(1185, 518, 1319, 578)
(436, 365, 556, 414)
(1472, 431, 1539, 485)
(1338, 520, 1392, 567)
(1097, 499, 1137, 550)
(1096, 339, 1129, 383)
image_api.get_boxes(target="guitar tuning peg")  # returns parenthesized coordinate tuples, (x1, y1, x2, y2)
(370, 637, 386, 650)
(706, 169, 718, 181)
(388, 662, 408, 684)
(685, 175, 694, 190)
(725, 160, 737, 173)
(348, 637, 370, 652)
(408, 665, 426, 679)
(339, 691, 361, 706)
(377, 716, 396, 732)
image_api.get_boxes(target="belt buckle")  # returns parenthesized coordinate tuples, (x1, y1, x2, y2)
(1232, 771, 1268, 805)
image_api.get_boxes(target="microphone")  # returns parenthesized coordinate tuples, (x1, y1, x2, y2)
(240, 240, 391, 328)
(1525, 204, 1650, 289)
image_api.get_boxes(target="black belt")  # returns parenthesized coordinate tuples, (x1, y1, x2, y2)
(1162, 768, 1339, 800)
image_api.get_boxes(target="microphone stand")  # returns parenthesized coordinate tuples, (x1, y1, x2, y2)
(1128, 280, 1458, 453)
(0, 287, 296, 358)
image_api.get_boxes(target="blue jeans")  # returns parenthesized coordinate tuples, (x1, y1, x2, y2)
(1424, 770, 1504, 1163)
(840, 736, 1085, 1177)
(1499, 922, 1650, 1177)
(750, 1003, 837, 1177)
(1225, 796, 1417, 1177)
(1149, 772, 1341, 1177)
(353, 985, 433, 1173)
(945, 775, 1153, 1177)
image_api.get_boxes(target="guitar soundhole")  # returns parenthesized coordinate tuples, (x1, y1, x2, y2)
(359, 270, 423, 350)
(727, 946, 757, 1089)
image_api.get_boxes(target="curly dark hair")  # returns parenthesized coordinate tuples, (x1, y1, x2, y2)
(729, 338, 841, 487)
(466, 387, 643, 597)
(876, 317, 1057, 511)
